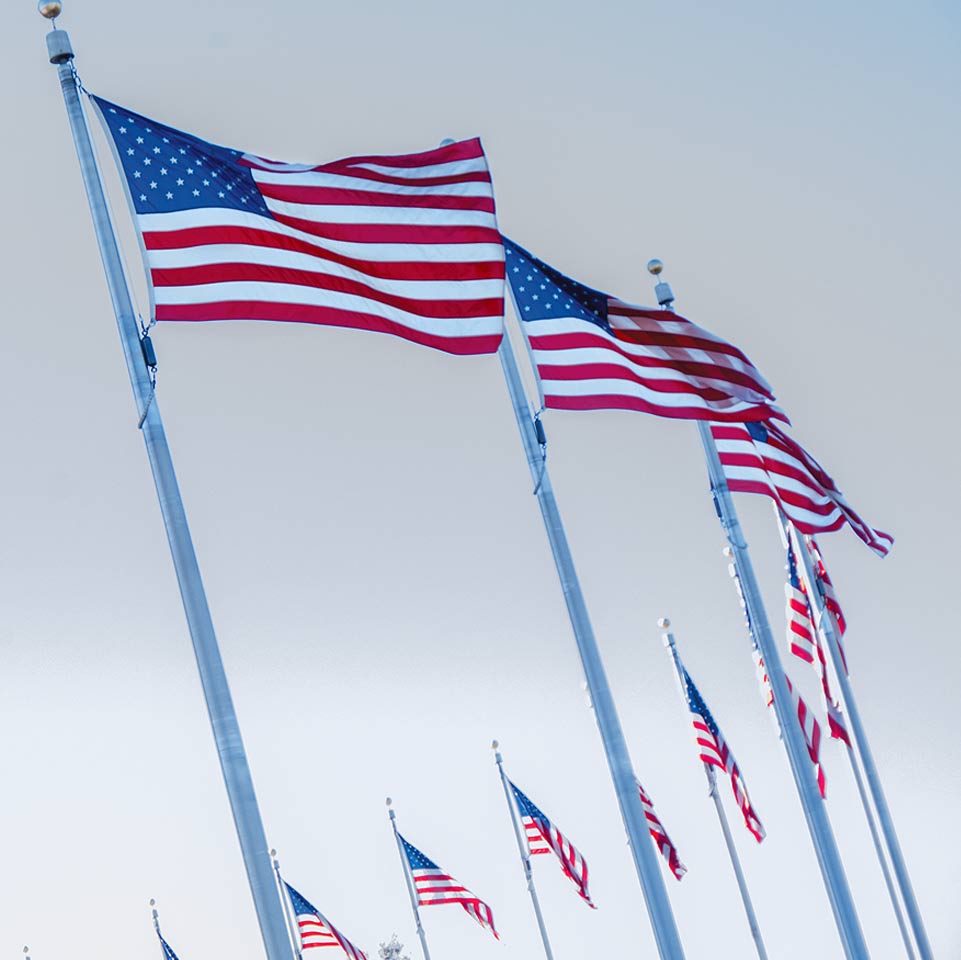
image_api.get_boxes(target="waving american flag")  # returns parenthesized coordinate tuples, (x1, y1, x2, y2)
(284, 883, 368, 960)
(509, 780, 595, 906)
(399, 835, 498, 939)
(503, 237, 781, 422)
(682, 665, 766, 842)
(636, 780, 687, 881)
(711, 420, 893, 557)
(91, 96, 504, 356)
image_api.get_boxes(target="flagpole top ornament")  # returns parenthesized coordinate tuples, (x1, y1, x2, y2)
(386, 796, 392, 807)
(647, 259, 664, 276)
(491, 739, 499, 750)
(269, 848, 277, 858)
(149, 898, 156, 907)
(657, 617, 671, 628)
(38, 0, 62, 18)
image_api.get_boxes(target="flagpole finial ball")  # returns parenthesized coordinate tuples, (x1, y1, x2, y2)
(270, 848, 277, 857)
(647, 259, 664, 276)
(722, 546, 734, 558)
(491, 739, 499, 750)
(657, 617, 670, 628)
(386, 797, 392, 807)
(149, 899, 156, 907)
(38, 1, 63, 18)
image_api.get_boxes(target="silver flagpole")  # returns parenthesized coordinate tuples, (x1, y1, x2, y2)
(497, 325, 685, 960)
(659, 622, 769, 960)
(387, 799, 432, 960)
(41, 15, 290, 960)
(492, 741, 555, 960)
(787, 520, 931, 959)
(271, 850, 305, 960)
(643, 262, 868, 958)
(150, 899, 168, 960)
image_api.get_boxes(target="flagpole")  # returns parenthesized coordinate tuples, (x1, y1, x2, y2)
(492, 741, 555, 960)
(643, 264, 868, 958)
(270, 850, 305, 960)
(787, 522, 932, 959)
(41, 18, 290, 960)
(497, 325, 685, 960)
(387, 799, 432, 960)
(150, 899, 168, 960)
(660, 622, 769, 960)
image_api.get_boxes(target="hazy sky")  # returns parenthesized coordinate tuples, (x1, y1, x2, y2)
(1, 2, 959, 958)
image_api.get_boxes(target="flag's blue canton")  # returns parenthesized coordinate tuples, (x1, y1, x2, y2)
(684, 670, 721, 738)
(787, 540, 804, 591)
(510, 782, 549, 823)
(400, 836, 439, 871)
(159, 936, 181, 960)
(285, 882, 317, 917)
(746, 420, 769, 443)
(92, 96, 269, 218)
(503, 237, 608, 329)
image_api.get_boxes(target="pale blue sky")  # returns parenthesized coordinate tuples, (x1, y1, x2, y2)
(1, 2, 958, 958)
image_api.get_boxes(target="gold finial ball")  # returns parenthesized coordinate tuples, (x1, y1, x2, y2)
(38, 1, 63, 18)
(385, 796, 392, 807)
(491, 739, 499, 750)
(647, 258, 664, 277)
(149, 898, 156, 907)
(657, 617, 671, 629)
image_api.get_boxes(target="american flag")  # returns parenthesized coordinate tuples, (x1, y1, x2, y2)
(285, 883, 368, 960)
(807, 535, 849, 672)
(90, 96, 505, 356)
(753, 648, 829, 797)
(502, 238, 781, 422)
(785, 675, 827, 798)
(710, 420, 893, 557)
(636, 780, 687, 881)
(399, 835, 498, 939)
(785, 532, 851, 747)
(682, 665, 766, 843)
(509, 780, 595, 906)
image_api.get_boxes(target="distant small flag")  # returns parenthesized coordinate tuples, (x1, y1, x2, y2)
(785, 533, 850, 747)
(806, 535, 849, 672)
(502, 237, 782, 422)
(509, 780, 595, 906)
(399, 835, 498, 939)
(285, 883, 368, 960)
(158, 936, 181, 960)
(90, 96, 505, 356)
(710, 420, 893, 557)
(785, 675, 827, 797)
(636, 780, 687, 880)
(682, 665, 765, 842)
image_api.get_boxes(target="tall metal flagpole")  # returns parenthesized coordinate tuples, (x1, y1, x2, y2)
(41, 14, 291, 960)
(786, 520, 932, 959)
(643, 262, 868, 958)
(659, 621, 769, 960)
(387, 799, 432, 960)
(497, 328, 685, 960)
(492, 741, 555, 960)
(270, 850, 305, 960)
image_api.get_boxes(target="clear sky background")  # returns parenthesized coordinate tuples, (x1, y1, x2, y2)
(1, 2, 959, 958)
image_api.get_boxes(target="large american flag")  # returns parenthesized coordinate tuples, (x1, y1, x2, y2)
(710, 420, 893, 557)
(399, 835, 498, 939)
(502, 238, 781, 422)
(682, 665, 766, 842)
(785, 531, 850, 747)
(90, 96, 505, 356)
(636, 780, 687, 881)
(285, 883, 368, 960)
(509, 780, 595, 906)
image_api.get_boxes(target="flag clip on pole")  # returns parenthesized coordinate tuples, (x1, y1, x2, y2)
(270, 850, 305, 960)
(492, 741, 555, 960)
(498, 314, 685, 960)
(785, 518, 931, 960)
(387, 799, 432, 960)
(646, 259, 868, 959)
(659, 621, 769, 960)
(40, 15, 291, 960)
